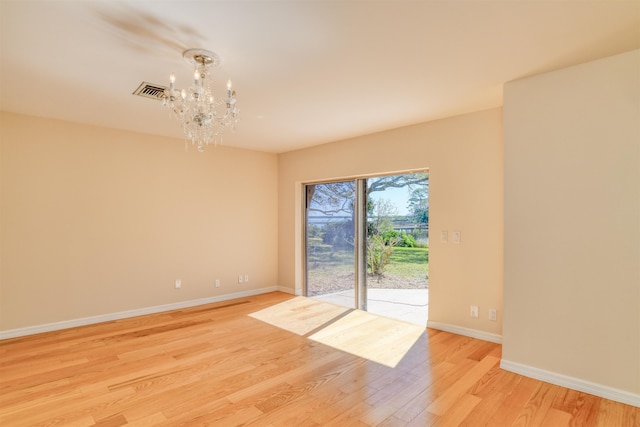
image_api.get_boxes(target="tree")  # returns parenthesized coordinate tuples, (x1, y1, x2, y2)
(307, 173, 429, 216)
(306, 182, 356, 251)
(306, 181, 355, 216)
(368, 198, 397, 235)
(306, 174, 428, 256)
(407, 185, 429, 224)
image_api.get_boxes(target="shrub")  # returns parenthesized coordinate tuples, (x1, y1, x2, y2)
(381, 230, 417, 247)
(367, 233, 400, 277)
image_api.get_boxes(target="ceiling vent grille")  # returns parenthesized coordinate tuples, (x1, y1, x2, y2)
(132, 82, 167, 100)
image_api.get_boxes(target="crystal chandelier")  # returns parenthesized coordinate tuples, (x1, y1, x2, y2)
(162, 49, 239, 152)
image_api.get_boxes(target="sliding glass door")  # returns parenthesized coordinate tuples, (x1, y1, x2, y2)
(365, 174, 429, 323)
(305, 181, 357, 308)
(304, 173, 429, 323)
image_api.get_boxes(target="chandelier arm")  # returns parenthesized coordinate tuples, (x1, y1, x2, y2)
(161, 49, 238, 151)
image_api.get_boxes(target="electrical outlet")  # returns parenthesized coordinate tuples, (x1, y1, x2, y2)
(175, 279, 182, 289)
(238, 275, 243, 284)
(470, 305, 479, 318)
(215, 279, 220, 288)
(489, 308, 497, 321)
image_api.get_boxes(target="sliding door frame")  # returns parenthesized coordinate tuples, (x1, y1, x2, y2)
(302, 169, 428, 310)
(302, 177, 368, 309)
(355, 179, 368, 311)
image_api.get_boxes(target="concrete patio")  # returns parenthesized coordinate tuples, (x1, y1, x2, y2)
(312, 288, 429, 326)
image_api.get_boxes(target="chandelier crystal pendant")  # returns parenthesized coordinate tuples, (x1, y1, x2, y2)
(162, 49, 239, 152)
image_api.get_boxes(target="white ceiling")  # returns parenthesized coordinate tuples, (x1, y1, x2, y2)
(1, 1, 639, 153)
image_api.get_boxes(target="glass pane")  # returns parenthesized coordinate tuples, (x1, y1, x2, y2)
(366, 173, 429, 325)
(306, 181, 356, 309)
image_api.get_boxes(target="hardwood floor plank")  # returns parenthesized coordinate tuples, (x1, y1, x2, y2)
(553, 389, 601, 426)
(358, 374, 427, 425)
(378, 415, 412, 427)
(512, 381, 560, 427)
(92, 413, 128, 427)
(466, 341, 500, 362)
(309, 387, 374, 425)
(122, 412, 168, 427)
(248, 390, 324, 425)
(0, 292, 637, 426)
(1, 387, 134, 426)
(392, 360, 459, 422)
(322, 401, 375, 427)
(225, 351, 344, 403)
(596, 399, 640, 427)
(403, 409, 439, 427)
(458, 390, 509, 426)
(425, 355, 500, 416)
(468, 364, 520, 399)
(168, 403, 264, 427)
(540, 408, 572, 426)
(432, 393, 482, 426)
(485, 375, 539, 426)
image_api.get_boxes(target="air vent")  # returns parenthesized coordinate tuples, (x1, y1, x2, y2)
(132, 82, 167, 100)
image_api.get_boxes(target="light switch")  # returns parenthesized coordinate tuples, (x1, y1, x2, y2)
(441, 231, 448, 243)
(452, 231, 461, 244)
(470, 305, 479, 318)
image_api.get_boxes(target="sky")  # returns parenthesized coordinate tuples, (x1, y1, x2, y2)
(368, 185, 412, 216)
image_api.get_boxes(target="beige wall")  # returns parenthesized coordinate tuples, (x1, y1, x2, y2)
(0, 112, 278, 331)
(278, 108, 504, 336)
(503, 50, 640, 394)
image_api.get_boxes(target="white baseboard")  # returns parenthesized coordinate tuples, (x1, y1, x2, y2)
(0, 286, 283, 340)
(277, 286, 296, 295)
(500, 359, 640, 408)
(427, 320, 502, 344)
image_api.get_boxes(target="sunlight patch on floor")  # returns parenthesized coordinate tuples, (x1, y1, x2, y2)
(249, 296, 350, 336)
(308, 310, 424, 367)
(249, 296, 424, 367)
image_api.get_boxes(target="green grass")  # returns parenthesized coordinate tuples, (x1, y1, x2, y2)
(390, 246, 428, 264)
(307, 245, 428, 293)
(307, 245, 428, 279)
(307, 249, 353, 266)
(386, 246, 428, 279)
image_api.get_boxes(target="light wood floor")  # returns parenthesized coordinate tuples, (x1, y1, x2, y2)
(1, 292, 638, 426)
